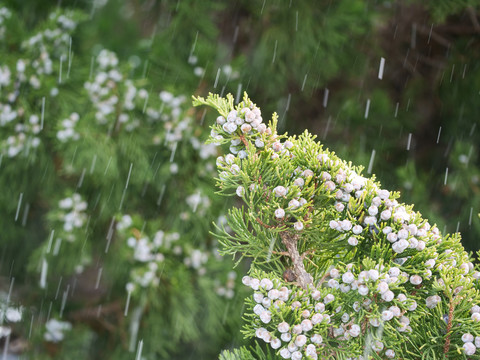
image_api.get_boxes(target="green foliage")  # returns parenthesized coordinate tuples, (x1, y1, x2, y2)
(0, 4, 247, 359)
(196, 92, 480, 359)
(1, 0, 480, 358)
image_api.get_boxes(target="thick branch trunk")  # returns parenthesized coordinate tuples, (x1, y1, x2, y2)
(280, 231, 313, 289)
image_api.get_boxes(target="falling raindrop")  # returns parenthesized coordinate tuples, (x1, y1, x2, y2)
(378, 57, 385, 80)
(21, 203, 30, 227)
(142, 60, 149, 79)
(70, 146, 78, 167)
(469, 207, 474, 226)
(232, 26, 239, 44)
(67, 37, 73, 79)
(364, 99, 371, 119)
(2, 333, 10, 359)
(46, 230, 55, 253)
(200, 108, 207, 125)
(6, 277, 14, 305)
(156, 184, 166, 207)
(444, 167, 448, 185)
(54, 277, 63, 300)
(28, 314, 34, 338)
(95, 267, 103, 289)
(46, 301, 52, 322)
(272, 40, 278, 64)
(403, 49, 410, 68)
(266, 237, 276, 262)
(129, 307, 143, 352)
(58, 55, 64, 84)
(90, 155, 97, 174)
(105, 218, 115, 253)
(469, 123, 476, 136)
(436, 127, 442, 143)
(322, 116, 331, 140)
(394, 102, 399, 118)
(135, 339, 144, 360)
(14, 193, 23, 221)
(142, 93, 149, 113)
(301, 73, 308, 91)
(76, 168, 86, 189)
(214, 68, 221, 88)
(235, 83, 242, 103)
(406, 133, 412, 150)
(125, 163, 133, 189)
(104, 156, 112, 175)
(170, 143, 177, 162)
(124, 290, 132, 317)
(53, 237, 62, 256)
(367, 149, 376, 174)
(40, 259, 48, 289)
(362, 332, 374, 359)
(89, 55, 94, 80)
(59, 285, 70, 318)
(40, 96, 45, 130)
(427, 23, 433, 43)
(323, 88, 329, 108)
(450, 64, 455, 82)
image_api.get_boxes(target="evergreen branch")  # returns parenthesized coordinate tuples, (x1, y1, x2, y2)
(198, 92, 480, 359)
(279, 231, 313, 289)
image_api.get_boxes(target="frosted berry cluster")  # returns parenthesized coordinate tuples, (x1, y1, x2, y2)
(57, 193, 88, 234)
(0, 304, 22, 339)
(2, 113, 41, 157)
(117, 215, 233, 298)
(242, 273, 334, 360)
(154, 91, 192, 150)
(56, 112, 80, 142)
(186, 191, 212, 216)
(84, 49, 195, 153)
(84, 50, 144, 130)
(44, 318, 72, 343)
(0, 10, 79, 158)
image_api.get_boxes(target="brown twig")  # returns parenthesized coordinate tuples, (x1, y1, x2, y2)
(256, 217, 276, 229)
(279, 231, 313, 289)
(316, 272, 330, 287)
(301, 249, 315, 260)
(271, 250, 290, 256)
(361, 316, 369, 336)
(239, 134, 249, 149)
(443, 298, 455, 356)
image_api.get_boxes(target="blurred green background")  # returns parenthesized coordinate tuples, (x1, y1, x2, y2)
(1, 0, 479, 358)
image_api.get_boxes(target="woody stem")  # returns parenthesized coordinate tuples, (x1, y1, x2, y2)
(280, 231, 313, 289)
